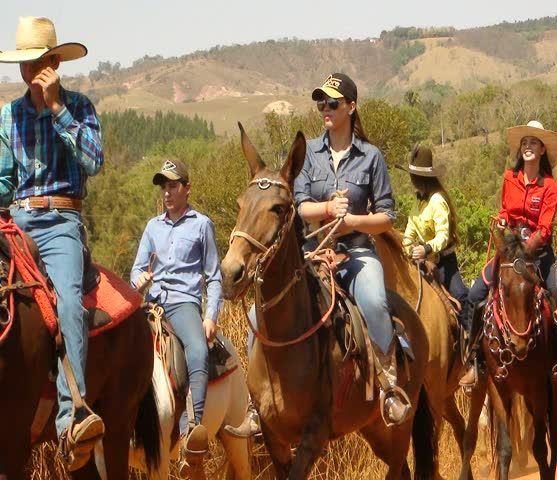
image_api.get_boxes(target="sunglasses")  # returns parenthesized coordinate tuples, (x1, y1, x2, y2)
(316, 97, 344, 112)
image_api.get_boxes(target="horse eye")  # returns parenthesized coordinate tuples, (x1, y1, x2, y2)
(271, 204, 285, 215)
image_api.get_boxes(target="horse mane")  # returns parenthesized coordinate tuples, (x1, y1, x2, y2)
(499, 232, 532, 261)
(377, 229, 407, 262)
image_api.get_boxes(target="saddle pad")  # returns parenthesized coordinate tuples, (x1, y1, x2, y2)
(85, 265, 142, 337)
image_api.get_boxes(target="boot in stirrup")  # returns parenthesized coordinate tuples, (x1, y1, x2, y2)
(224, 398, 261, 438)
(377, 344, 411, 427)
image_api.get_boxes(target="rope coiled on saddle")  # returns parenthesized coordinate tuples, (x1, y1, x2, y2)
(0, 217, 57, 344)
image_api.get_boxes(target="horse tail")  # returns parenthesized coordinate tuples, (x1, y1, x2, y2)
(134, 381, 161, 472)
(412, 386, 436, 480)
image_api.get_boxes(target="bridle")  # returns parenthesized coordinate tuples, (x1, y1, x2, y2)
(483, 256, 545, 381)
(229, 177, 337, 347)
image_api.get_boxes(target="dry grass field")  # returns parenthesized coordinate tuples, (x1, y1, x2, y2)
(25, 302, 541, 479)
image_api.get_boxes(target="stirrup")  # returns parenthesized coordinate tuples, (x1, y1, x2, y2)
(58, 412, 105, 472)
(179, 424, 208, 477)
(379, 386, 412, 427)
(459, 359, 478, 394)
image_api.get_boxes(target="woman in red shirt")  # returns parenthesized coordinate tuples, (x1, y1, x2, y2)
(461, 121, 557, 387)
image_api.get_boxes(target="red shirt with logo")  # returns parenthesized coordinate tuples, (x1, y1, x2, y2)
(499, 169, 557, 244)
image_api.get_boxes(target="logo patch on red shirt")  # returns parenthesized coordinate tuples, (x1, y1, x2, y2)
(529, 195, 542, 212)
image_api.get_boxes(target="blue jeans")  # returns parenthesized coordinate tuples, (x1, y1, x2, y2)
(164, 302, 208, 434)
(469, 245, 557, 307)
(247, 247, 394, 355)
(10, 207, 87, 437)
(337, 247, 394, 354)
(437, 252, 470, 329)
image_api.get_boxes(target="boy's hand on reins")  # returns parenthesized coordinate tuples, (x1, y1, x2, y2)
(136, 271, 154, 293)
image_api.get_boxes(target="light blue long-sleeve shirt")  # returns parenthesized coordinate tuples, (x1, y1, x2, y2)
(130, 207, 223, 322)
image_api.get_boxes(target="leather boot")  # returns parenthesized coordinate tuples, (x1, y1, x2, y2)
(58, 411, 105, 472)
(223, 397, 261, 438)
(459, 301, 484, 388)
(376, 343, 411, 427)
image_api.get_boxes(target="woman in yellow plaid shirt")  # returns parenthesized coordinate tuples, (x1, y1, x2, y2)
(400, 145, 469, 330)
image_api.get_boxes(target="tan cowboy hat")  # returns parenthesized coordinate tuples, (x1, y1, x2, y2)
(0, 17, 87, 64)
(396, 145, 446, 177)
(507, 120, 557, 168)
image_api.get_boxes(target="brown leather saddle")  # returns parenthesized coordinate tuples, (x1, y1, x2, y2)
(307, 251, 414, 401)
(157, 316, 237, 399)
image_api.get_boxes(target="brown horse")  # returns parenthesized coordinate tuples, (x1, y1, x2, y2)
(0, 226, 160, 479)
(459, 228, 557, 479)
(375, 231, 479, 479)
(221, 125, 434, 479)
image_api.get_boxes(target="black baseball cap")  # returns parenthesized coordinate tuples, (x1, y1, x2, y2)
(312, 73, 358, 102)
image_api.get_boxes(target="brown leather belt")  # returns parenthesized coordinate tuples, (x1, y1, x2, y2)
(11, 196, 83, 212)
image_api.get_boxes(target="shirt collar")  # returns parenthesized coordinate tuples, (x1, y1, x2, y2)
(157, 206, 197, 224)
(21, 87, 74, 116)
(313, 131, 364, 154)
(514, 170, 545, 187)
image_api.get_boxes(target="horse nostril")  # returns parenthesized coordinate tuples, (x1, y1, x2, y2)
(232, 264, 245, 284)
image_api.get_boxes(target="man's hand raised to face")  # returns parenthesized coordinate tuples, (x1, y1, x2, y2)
(31, 66, 63, 114)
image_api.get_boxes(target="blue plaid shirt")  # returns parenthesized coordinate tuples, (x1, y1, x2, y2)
(0, 88, 103, 205)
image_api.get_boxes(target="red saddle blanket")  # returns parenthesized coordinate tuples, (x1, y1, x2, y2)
(85, 265, 142, 337)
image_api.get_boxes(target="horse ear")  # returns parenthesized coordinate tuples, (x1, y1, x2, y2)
(280, 131, 306, 187)
(492, 225, 505, 254)
(238, 122, 265, 177)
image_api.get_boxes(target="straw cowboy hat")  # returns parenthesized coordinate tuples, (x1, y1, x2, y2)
(396, 145, 446, 177)
(0, 17, 87, 63)
(507, 120, 557, 169)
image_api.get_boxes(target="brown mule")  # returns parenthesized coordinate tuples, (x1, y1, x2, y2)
(0, 227, 160, 479)
(460, 228, 557, 479)
(221, 125, 434, 480)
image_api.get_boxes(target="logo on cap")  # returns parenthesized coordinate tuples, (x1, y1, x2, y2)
(161, 160, 178, 173)
(323, 75, 342, 90)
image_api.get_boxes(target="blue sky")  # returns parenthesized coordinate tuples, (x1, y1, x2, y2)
(0, 0, 555, 80)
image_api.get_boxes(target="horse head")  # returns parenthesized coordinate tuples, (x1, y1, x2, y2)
(221, 123, 306, 300)
(492, 226, 542, 357)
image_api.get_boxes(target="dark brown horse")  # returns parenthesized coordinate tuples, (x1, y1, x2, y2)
(459, 228, 557, 479)
(221, 125, 434, 479)
(0, 226, 160, 479)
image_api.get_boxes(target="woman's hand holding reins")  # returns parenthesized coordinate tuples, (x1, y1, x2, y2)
(326, 189, 349, 218)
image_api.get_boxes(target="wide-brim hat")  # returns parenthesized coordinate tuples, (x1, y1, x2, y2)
(396, 145, 446, 177)
(507, 120, 557, 168)
(0, 17, 87, 64)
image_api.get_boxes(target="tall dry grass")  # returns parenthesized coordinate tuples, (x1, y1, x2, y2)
(28, 302, 494, 479)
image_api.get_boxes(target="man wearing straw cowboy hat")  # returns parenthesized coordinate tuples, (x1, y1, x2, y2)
(0, 17, 104, 470)
(461, 120, 557, 388)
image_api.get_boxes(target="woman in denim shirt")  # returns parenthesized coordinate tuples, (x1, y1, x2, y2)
(293, 73, 409, 426)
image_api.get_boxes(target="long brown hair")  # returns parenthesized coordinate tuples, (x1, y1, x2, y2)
(351, 108, 370, 143)
(410, 174, 459, 245)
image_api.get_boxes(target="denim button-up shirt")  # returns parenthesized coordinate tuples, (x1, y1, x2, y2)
(294, 132, 395, 220)
(130, 208, 223, 321)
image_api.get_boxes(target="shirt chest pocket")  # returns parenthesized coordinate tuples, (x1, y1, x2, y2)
(345, 172, 370, 204)
(309, 167, 330, 200)
(528, 195, 542, 213)
(174, 234, 200, 263)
